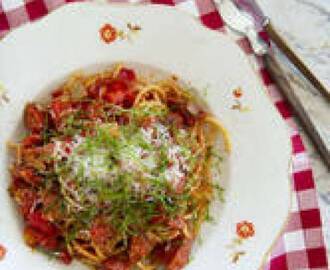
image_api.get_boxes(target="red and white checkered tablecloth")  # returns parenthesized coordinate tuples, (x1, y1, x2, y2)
(0, 0, 328, 269)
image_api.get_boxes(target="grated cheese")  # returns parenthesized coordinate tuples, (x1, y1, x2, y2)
(165, 145, 189, 187)
(53, 123, 192, 192)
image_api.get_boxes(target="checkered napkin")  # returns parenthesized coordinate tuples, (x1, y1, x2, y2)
(0, 0, 328, 269)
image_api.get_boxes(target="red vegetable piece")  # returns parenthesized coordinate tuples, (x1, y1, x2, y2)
(14, 188, 38, 217)
(58, 250, 72, 265)
(77, 100, 90, 111)
(27, 211, 58, 236)
(90, 219, 115, 252)
(103, 89, 126, 105)
(15, 167, 42, 186)
(86, 101, 103, 120)
(150, 214, 167, 225)
(107, 80, 128, 92)
(102, 257, 130, 270)
(122, 90, 136, 108)
(42, 192, 58, 210)
(51, 89, 64, 99)
(24, 103, 45, 133)
(24, 226, 59, 250)
(22, 134, 43, 148)
(118, 68, 136, 82)
(11, 176, 26, 190)
(100, 80, 128, 105)
(129, 236, 154, 263)
(168, 112, 184, 128)
(166, 96, 178, 108)
(51, 100, 71, 122)
(24, 226, 44, 248)
(180, 110, 195, 127)
(166, 239, 193, 270)
(41, 236, 59, 250)
(153, 242, 178, 265)
(115, 114, 130, 125)
(168, 216, 186, 230)
(87, 82, 101, 99)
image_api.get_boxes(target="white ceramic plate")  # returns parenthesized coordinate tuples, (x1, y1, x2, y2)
(0, 3, 291, 270)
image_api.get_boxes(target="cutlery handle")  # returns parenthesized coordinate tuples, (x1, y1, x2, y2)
(265, 22, 330, 101)
(265, 54, 330, 168)
(245, 27, 268, 55)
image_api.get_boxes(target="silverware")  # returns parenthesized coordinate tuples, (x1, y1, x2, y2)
(215, 0, 330, 101)
(215, 0, 330, 167)
(215, 0, 268, 55)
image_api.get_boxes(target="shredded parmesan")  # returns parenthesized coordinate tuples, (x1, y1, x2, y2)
(165, 145, 189, 187)
(54, 122, 192, 194)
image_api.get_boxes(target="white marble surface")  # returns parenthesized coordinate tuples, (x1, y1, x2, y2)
(256, 0, 330, 255)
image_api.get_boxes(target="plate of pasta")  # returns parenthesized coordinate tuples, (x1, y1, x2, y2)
(0, 2, 291, 270)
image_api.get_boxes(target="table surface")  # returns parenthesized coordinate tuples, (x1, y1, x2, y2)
(256, 0, 330, 255)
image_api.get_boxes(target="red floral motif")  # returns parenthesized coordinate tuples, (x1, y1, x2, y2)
(233, 88, 243, 98)
(0, 244, 6, 260)
(100, 24, 117, 44)
(236, 221, 255, 239)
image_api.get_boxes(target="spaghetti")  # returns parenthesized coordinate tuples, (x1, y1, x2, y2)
(9, 65, 230, 270)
